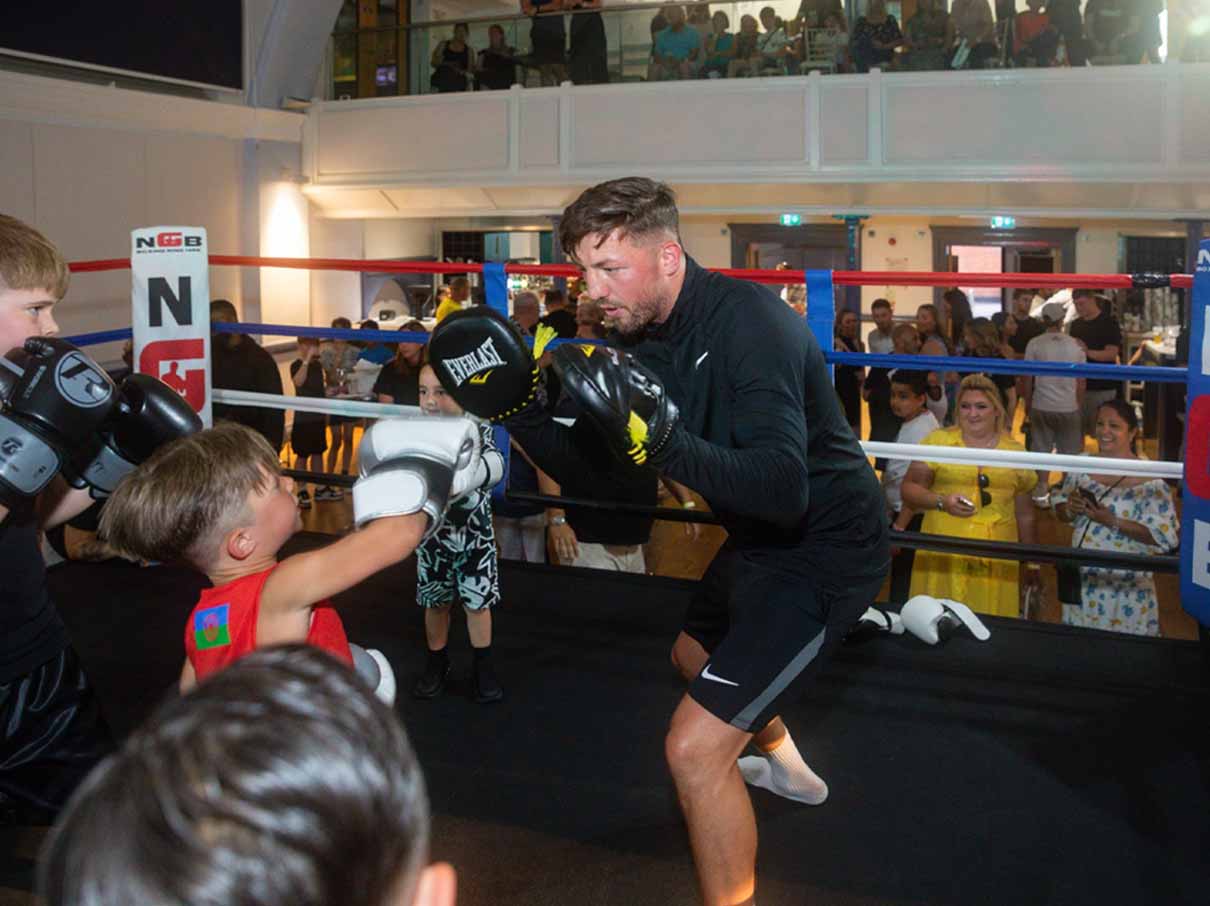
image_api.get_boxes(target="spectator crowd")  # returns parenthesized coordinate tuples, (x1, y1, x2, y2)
(428, 0, 1169, 92)
(826, 284, 1179, 637)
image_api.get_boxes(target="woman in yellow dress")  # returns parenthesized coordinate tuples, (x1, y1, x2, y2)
(900, 374, 1041, 617)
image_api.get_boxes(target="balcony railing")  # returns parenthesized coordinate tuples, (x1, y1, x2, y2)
(326, 0, 1175, 100)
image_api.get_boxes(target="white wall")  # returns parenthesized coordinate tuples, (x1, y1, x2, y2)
(860, 218, 934, 318)
(309, 216, 364, 326)
(364, 219, 437, 259)
(0, 120, 249, 363)
(0, 71, 303, 361)
(1075, 227, 1125, 274)
(681, 221, 733, 269)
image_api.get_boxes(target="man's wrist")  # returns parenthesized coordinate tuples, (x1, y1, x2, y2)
(548, 512, 567, 527)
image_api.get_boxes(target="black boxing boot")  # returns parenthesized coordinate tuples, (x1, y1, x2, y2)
(472, 646, 503, 704)
(412, 647, 450, 700)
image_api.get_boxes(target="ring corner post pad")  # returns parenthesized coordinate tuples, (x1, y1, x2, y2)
(130, 225, 213, 429)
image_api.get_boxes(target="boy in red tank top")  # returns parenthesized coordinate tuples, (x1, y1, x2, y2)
(100, 417, 489, 697)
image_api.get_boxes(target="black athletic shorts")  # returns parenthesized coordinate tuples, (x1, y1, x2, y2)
(685, 534, 889, 733)
(0, 646, 114, 818)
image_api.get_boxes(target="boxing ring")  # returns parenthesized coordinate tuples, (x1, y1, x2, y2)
(44, 239, 1210, 906)
(63, 242, 1203, 622)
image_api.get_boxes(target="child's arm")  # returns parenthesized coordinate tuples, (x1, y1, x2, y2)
(179, 658, 196, 695)
(475, 424, 506, 493)
(262, 416, 480, 616)
(262, 514, 427, 616)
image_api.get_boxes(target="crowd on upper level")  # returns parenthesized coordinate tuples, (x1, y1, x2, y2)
(428, 0, 1177, 92)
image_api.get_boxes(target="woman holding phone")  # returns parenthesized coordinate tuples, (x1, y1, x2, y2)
(1052, 399, 1179, 636)
(901, 374, 1040, 616)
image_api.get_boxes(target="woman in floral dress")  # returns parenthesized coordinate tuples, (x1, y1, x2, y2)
(1053, 399, 1179, 636)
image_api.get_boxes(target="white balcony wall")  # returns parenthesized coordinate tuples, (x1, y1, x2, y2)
(303, 64, 1210, 219)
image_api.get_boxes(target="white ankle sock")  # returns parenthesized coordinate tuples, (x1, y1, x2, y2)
(738, 732, 828, 806)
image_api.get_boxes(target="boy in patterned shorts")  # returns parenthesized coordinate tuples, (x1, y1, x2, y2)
(412, 359, 506, 703)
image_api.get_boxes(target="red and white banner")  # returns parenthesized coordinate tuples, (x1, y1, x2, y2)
(131, 226, 212, 426)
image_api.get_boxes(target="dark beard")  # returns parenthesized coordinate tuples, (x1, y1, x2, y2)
(603, 292, 664, 339)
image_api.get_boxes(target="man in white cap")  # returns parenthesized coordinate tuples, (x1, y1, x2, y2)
(1022, 300, 1086, 507)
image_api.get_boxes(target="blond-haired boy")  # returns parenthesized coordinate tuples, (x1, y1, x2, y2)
(101, 417, 495, 696)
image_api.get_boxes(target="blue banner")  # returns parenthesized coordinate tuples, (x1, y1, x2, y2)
(482, 262, 512, 502)
(491, 423, 511, 504)
(804, 269, 835, 378)
(1180, 238, 1210, 627)
(483, 261, 509, 319)
(825, 350, 1186, 383)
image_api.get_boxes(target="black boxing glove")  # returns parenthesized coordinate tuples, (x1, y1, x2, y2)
(0, 338, 117, 505)
(551, 344, 681, 468)
(429, 308, 557, 424)
(77, 373, 203, 498)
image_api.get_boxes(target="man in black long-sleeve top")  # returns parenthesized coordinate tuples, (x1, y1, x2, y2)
(504, 180, 889, 906)
(210, 299, 285, 453)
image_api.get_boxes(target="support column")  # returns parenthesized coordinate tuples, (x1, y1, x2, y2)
(1183, 219, 1205, 337)
(834, 214, 866, 316)
(549, 215, 567, 295)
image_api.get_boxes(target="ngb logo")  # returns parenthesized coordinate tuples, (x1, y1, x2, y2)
(1198, 248, 1210, 271)
(139, 338, 207, 413)
(135, 232, 204, 250)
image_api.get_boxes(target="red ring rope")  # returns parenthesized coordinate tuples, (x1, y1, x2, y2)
(65, 255, 1194, 290)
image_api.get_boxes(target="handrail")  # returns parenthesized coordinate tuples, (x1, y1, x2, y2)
(334, 1, 707, 36)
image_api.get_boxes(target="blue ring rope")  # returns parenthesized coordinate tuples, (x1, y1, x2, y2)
(826, 350, 1187, 384)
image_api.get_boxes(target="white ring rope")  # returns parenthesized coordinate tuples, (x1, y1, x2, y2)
(212, 389, 420, 419)
(213, 390, 1182, 480)
(862, 441, 1182, 480)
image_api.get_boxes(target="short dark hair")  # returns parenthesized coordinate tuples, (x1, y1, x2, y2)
(331, 316, 353, 329)
(559, 177, 681, 260)
(210, 298, 238, 321)
(871, 298, 891, 313)
(39, 646, 431, 906)
(1012, 288, 1034, 300)
(890, 368, 929, 398)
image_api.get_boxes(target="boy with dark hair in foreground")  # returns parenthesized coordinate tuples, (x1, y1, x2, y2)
(39, 644, 456, 906)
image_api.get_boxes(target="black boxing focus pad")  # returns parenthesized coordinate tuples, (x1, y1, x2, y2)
(429, 308, 546, 422)
(551, 344, 679, 467)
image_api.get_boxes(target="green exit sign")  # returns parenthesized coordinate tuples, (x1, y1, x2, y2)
(780, 213, 802, 227)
